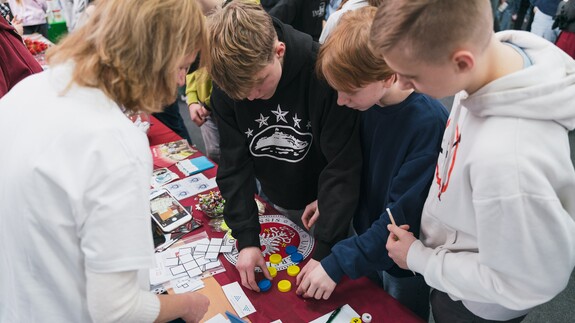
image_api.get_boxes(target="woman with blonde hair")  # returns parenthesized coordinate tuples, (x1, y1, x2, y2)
(0, 0, 210, 322)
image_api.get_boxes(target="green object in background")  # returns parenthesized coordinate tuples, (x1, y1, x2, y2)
(47, 21, 67, 43)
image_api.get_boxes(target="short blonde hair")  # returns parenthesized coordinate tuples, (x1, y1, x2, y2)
(317, 7, 394, 92)
(47, 0, 207, 114)
(206, 0, 276, 100)
(370, 0, 493, 63)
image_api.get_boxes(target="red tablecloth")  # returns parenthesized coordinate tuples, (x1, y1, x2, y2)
(148, 116, 424, 323)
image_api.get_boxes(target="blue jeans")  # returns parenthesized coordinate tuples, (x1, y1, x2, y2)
(531, 7, 560, 42)
(381, 271, 430, 321)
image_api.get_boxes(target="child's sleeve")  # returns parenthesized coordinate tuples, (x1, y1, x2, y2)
(323, 109, 447, 281)
(210, 86, 261, 251)
(310, 84, 362, 260)
(186, 69, 213, 109)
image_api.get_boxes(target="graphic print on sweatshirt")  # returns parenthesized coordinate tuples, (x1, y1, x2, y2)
(244, 104, 313, 163)
(435, 118, 461, 200)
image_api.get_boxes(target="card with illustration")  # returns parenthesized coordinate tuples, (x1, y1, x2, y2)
(151, 139, 197, 168)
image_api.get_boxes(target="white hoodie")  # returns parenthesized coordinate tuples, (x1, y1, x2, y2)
(407, 31, 575, 320)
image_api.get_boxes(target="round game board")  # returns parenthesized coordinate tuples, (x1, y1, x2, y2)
(222, 214, 314, 271)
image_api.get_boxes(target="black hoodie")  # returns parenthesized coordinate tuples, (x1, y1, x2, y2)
(211, 19, 361, 260)
(268, 0, 327, 42)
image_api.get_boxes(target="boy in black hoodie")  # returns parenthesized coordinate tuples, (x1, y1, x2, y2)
(206, 0, 361, 292)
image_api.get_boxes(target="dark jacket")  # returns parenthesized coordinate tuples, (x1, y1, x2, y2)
(0, 17, 42, 98)
(268, 0, 327, 41)
(531, 0, 562, 16)
(553, 0, 575, 32)
(211, 19, 361, 260)
(321, 93, 448, 281)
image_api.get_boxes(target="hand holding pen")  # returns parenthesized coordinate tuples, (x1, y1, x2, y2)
(385, 208, 416, 271)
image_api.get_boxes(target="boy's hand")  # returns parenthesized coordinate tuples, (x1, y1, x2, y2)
(301, 200, 319, 230)
(188, 103, 210, 126)
(295, 260, 336, 300)
(386, 224, 416, 269)
(236, 247, 272, 291)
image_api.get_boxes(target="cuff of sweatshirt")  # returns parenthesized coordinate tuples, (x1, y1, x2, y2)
(320, 254, 345, 283)
(187, 97, 199, 106)
(311, 240, 332, 261)
(406, 239, 433, 274)
(235, 229, 262, 251)
(141, 292, 161, 322)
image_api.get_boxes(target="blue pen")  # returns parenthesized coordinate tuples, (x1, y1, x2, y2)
(225, 310, 246, 323)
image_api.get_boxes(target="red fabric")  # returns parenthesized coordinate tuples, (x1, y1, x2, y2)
(147, 115, 183, 146)
(556, 31, 575, 59)
(147, 119, 424, 322)
(0, 18, 43, 98)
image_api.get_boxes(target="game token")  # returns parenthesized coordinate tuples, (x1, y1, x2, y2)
(267, 266, 277, 278)
(361, 313, 372, 323)
(223, 215, 315, 272)
(277, 280, 292, 292)
(287, 265, 300, 277)
(350, 318, 362, 323)
(258, 279, 272, 292)
(285, 245, 297, 255)
(269, 254, 282, 264)
(290, 252, 303, 263)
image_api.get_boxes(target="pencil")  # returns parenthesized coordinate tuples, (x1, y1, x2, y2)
(386, 208, 396, 226)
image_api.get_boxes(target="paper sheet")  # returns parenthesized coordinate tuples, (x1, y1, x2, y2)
(309, 304, 360, 323)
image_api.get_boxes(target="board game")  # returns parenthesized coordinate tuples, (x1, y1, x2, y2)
(223, 214, 314, 271)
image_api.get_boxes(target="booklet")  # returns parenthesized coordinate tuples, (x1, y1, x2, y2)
(151, 139, 197, 168)
(176, 156, 215, 176)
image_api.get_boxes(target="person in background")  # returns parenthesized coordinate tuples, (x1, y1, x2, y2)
(0, 0, 23, 34)
(319, 0, 382, 43)
(324, 0, 341, 20)
(70, 0, 94, 30)
(530, 0, 561, 41)
(554, 0, 575, 58)
(260, 0, 279, 11)
(0, 15, 41, 98)
(8, 0, 47, 37)
(513, 0, 534, 29)
(371, 0, 575, 322)
(0, 0, 210, 321)
(267, 0, 327, 41)
(185, 61, 219, 162)
(206, 0, 361, 292)
(495, 0, 517, 30)
(295, 7, 448, 321)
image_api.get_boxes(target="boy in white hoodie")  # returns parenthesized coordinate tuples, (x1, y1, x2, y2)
(371, 0, 575, 322)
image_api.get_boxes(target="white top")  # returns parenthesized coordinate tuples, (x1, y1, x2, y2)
(407, 31, 575, 320)
(319, 0, 369, 43)
(0, 63, 157, 322)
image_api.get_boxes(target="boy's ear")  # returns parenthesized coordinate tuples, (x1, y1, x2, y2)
(452, 50, 474, 73)
(275, 41, 286, 59)
(382, 74, 396, 88)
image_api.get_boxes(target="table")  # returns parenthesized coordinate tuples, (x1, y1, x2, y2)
(147, 116, 424, 323)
